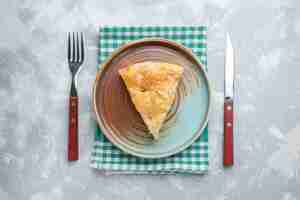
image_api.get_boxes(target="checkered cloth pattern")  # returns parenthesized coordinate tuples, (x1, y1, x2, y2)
(91, 26, 208, 174)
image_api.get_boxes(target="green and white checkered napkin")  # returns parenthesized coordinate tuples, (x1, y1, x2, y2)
(90, 26, 208, 174)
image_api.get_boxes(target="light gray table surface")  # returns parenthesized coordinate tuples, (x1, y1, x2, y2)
(1, 0, 300, 199)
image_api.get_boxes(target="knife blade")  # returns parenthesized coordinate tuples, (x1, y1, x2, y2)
(224, 33, 235, 166)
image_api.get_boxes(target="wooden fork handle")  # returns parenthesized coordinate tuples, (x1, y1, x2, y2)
(68, 96, 78, 161)
(224, 98, 234, 166)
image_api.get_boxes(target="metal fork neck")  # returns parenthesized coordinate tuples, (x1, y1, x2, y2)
(69, 63, 80, 75)
(70, 78, 77, 96)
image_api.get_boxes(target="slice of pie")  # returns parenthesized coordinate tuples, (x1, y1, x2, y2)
(119, 61, 184, 139)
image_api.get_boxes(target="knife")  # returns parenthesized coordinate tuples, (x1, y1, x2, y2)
(224, 33, 235, 166)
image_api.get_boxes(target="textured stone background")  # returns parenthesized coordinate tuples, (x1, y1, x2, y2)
(1, 0, 300, 199)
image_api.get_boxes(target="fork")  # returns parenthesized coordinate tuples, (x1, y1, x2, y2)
(67, 32, 84, 161)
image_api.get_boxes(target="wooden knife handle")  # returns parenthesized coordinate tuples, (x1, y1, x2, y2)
(224, 98, 234, 166)
(68, 96, 78, 161)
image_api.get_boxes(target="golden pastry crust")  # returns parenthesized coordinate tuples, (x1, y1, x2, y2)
(119, 61, 183, 139)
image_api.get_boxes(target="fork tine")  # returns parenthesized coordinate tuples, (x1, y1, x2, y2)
(67, 32, 71, 61)
(76, 32, 80, 62)
(81, 32, 84, 62)
(72, 32, 75, 62)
